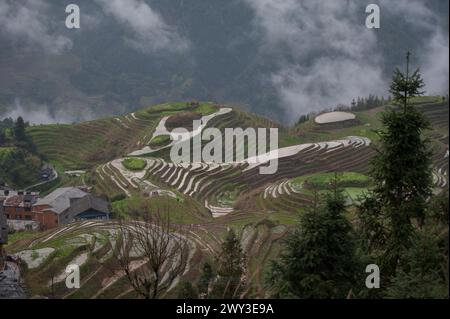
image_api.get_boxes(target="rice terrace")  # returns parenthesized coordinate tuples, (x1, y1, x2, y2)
(0, 0, 448, 305)
(1, 94, 448, 299)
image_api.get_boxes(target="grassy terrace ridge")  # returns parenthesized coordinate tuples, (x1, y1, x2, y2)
(6, 98, 449, 299)
(291, 171, 371, 188)
(143, 101, 218, 116)
(290, 98, 446, 147)
(149, 135, 172, 148)
(121, 158, 147, 171)
(26, 102, 219, 170)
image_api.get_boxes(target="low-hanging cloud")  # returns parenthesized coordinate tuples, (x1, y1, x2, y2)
(2, 99, 96, 125)
(244, 0, 449, 123)
(0, 0, 72, 54)
(96, 0, 189, 53)
(244, 0, 385, 123)
(422, 31, 449, 95)
(384, 0, 449, 95)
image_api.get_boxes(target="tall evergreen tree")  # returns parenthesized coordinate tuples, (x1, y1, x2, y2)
(197, 262, 214, 298)
(211, 229, 246, 299)
(14, 116, 26, 141)
(367, 52, 433, 274)
(390, 52, 425, 112)
(0, 129, 6, 146)
(266, 189, 359, 298)
(385, 231, 448, 299)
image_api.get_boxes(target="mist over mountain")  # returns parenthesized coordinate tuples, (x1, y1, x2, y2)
(0, 0, 448, 124)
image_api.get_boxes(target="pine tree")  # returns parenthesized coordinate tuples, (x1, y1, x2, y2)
(266, 188, 359, 298)
(367, 52, 433, 275)
(356, 192, 386, 254)
(0, 129, 6, 146)
(390, 52, 425, 113)
(197, 262, 214, 298)
(385, 231, 448, 298)
(211, 229, 246, 299)
(14, 116, 26, 141)
(428, 189, 449, 226)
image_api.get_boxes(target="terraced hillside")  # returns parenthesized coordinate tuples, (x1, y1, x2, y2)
(89, 100, 448, 218)
(27, 102, 220, 170)
(26, 99, 449, 216)
(8, 217, 287, 299)
(10, 98, 448, 298)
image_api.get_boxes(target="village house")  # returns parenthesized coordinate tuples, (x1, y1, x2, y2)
(0, 187, 110, 231)
(0, 190, 40, 231)
(33, 187, 110, 230)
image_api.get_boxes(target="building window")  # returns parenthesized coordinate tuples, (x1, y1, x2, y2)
(25, 215, 32, 221)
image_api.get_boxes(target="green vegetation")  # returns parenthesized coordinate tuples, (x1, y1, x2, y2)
(0, 146, 42, 188)
(289, 172, 371, 205)
(210, 229, 246, 299)
(263, 53, 448, 299)
(145, 101, 218, 116)
(291, 172, 370, 189)
(266, 189, 359, 298)
(28, 111, 158, 170)
(0, 116, 42, 188)
(6, 89, 448, 300)
(355, 54, 448, 298)
(122, 158, 147, 171)
(149, 135, 172, 148)
(5, 231, 37, 247)
(403, 95, 444, 105)
(365, 54, 433, 275)
(111, 196, 205, 224)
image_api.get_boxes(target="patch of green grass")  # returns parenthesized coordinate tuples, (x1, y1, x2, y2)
(112, 196, 204, 224)
(407, 96, 444, 105)
(5, 231, 37, 247)
(145, 102, 217, 116)
(267, 212, 299, 226)
(149, 135, 172, 148)
(122, 158, 147, 171)
(291, 172, 370, 189)
(343, 187, 369, 201)
(192, 103, 218, 115)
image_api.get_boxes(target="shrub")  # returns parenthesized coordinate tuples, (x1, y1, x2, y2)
(122, 158, 147, 171)
(149, 135, 172, 148)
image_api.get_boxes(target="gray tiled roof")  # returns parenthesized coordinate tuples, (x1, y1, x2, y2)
(35, 187, 88, 215)
(62, 195, 110, 222)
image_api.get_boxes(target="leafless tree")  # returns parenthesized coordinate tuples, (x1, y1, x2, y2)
(112, 206, 190, 299)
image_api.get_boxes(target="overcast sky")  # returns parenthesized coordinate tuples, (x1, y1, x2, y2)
(0, 0, 448, 124)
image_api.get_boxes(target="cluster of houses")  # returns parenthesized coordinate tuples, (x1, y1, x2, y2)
(0, 187, 110, 232)
(0, 186, 110, 298)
